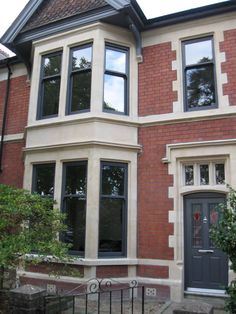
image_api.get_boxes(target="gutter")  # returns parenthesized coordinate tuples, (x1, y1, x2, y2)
(0, 61, 12, 172)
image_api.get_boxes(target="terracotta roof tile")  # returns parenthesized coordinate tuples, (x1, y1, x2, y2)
(22, 0, 108, 32)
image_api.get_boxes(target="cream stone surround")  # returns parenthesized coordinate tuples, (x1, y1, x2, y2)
(141, 12, 236, 125)
(159, 139, 236, 301)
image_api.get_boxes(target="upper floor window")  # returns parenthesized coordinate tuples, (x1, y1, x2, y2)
(37, 52, 62, 119)
(67, 44, 92, 114)
(103, 44, 129, 115)
(183, 37, 217, 111)
(32, 163, 55, 197)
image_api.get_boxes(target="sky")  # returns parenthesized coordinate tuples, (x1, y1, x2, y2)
(0, 0, 229, 54)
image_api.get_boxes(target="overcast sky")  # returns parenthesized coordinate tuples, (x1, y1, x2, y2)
(0, 0, 229, 54)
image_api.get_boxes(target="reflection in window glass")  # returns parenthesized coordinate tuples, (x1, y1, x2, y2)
(62, 162, 87, 255)
(103, 45, 128, 114)
(183, 37, 216, 111)
(39, 52, 62, 119)
(185, 39, 213, 65)
(99, 162, 127, 256)
(105, 48, 126, 73)
(33, 164, 55, 197)
(104, 75, 125, 112)
(72, 47, 92, 70)
(69, 45, 92, 113)
(185, 165, 194, 185)
(42, 79, 60, 116)
(209, 203, 220, 247)
(215, 164, 225, 185)
(200, 164, 209, 185)
(186, 65, 215, 108)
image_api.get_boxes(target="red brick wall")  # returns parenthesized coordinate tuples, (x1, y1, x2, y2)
(220, 29, 236, 106)
(0, 141, 24, 188)
(0, 75, 30, 134)
(0, 73, 29, 188)
(96, 266, 128, 278)
(138, 42, 177, 116)
(138, 265, 169, 278)
(138, 117, 236, 260)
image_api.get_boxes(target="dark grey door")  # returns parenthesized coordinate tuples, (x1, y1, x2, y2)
(184, 193, 228, 290)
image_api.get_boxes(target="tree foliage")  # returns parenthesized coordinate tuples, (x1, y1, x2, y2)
(0, 184, 70, 269)
(210, 187, 236, 313)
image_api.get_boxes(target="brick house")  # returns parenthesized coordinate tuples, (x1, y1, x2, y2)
(1, 0, 236, 302)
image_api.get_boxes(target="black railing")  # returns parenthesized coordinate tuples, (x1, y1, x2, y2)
(44, 279, 145, 314)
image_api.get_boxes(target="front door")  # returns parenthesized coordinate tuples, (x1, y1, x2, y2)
(184, 193, 228, 290)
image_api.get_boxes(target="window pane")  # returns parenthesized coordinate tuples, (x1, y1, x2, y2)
(42, 78, 60, 116)
(192, 204, 202, 247)
(185, 165, 194, 185)
(200, 164, 209, 185)
(185, 39, 213, 65)
(43, 54, 61, 77)
(102, 164, 125, 196)
(105, 48, 126, 73)
(71, 71, 91, 112)
(215, 164, 225, 185)
(64, 198, 86, 252)
(104, 74, 125, 113)
(33, 164, 55, 196)
(186, 65, 215, 109)
(65, 164, 87, 196)
(209, 203, 220, 247)
(72, 46, 92, 71)
(99, 198, 124, 253)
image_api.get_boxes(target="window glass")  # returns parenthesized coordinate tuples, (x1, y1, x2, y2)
(72, 47, 92, 70)
(215, 164, 225, 185)
(200, 164, 209, 185)
(33, 164, 55, 197)
(192, 204, 202, 247)
(43, 54, 61, 76)
(62, 162, 87, 255)
(99, 162, 127, 256)
(103, 45, 128, 115)
(183, 37, 216, 111)
(105, 48, 126, 73)
(42, 78, 60, 116)
(104, 75, 125, 112)
(71, 71, 91, 112)
(185, 165, 194, 186)
(186, 65, 215, 108)
(38, 52, 62, 119)
(185, 39, 213, 65)
(68, 45, 92, 113)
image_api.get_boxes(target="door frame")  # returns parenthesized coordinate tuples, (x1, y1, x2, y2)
(183, 191, 228, 291)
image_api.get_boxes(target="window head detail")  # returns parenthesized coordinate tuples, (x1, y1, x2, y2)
(103, 44, 129, 115)
(184, 162, 225, 186)
(37, 52, 62, 119)
(183, 37, 217, 111)
(67, 44, 92, 114)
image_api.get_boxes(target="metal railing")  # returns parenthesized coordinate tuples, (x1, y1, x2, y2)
(44, 279, 145, 314)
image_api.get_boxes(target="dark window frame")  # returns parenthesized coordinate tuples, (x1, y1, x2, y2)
(66, 44, 93, 115)
(37, 51, 62, 120)
(98, 161, 128, 258)
(182, 36, 218, 112)
(103, 44, 129, 116)
(61, 161, 88, 256)
(32, 163, 56, 198)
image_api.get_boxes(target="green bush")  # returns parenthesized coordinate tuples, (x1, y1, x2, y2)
(0, 184, 71, 287)
(210, 187, 236, 313)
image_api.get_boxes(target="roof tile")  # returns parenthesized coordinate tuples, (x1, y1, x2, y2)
(22, 0, 108, 32)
